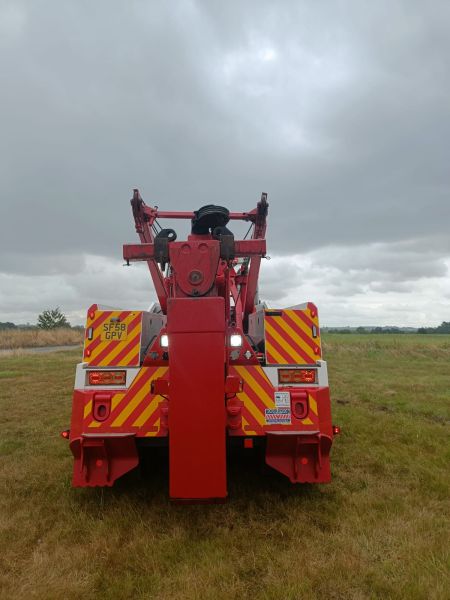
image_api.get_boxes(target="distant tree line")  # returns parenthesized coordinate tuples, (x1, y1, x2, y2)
(0, 322, 17, 330)
(325, 322, 450, 334)
(366, 327, 405, 334)
(0, 308, 75, 331)
(418, 321, 450, 334)
(2, 313, 449, 333)
(327, 326, 406, 334)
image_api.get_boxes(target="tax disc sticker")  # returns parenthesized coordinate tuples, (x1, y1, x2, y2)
(274, 391, 290, 407)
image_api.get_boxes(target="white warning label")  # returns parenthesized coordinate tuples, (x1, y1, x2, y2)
(265, 408, 291, 425)
(274, 391, 290, 407)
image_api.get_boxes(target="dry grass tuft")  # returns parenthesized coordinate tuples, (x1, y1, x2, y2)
(0, 328, 83, 350)
(0, 335, 449, 599)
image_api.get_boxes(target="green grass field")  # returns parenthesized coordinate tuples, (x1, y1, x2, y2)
(1, 335, 449, 599)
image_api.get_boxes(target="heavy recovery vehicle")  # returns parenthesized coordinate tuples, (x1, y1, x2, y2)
(63, 190, 339, 501)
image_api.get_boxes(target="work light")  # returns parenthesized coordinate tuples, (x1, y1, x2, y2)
(230, 334, 242, 347)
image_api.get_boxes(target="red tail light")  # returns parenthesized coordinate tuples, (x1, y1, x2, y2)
(88, 370, 126, 386)
(60, 429, 70, 439)
(278, 368, 316, 384)
(333, 425, 341, 435)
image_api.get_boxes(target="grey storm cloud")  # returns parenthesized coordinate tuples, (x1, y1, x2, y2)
(0, 0, 449, 325)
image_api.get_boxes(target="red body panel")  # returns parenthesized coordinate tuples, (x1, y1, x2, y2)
(69, 390, 139, 487)
(70, 435, 139, 487)
(265, 433, 332, 483)
(65, 191, 338, 499)
(169, 240, 221, 297)
(265, 387, 333, 483)
(167, 298, 227, 500)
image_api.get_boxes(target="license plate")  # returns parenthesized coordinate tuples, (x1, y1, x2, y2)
(100, 320, 128, 341)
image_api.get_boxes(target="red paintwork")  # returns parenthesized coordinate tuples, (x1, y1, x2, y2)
(70, 435, 139, 487)
(265, 386, 333, 483)
(69, 390, 139, 487)
(169, 240, 221, 297)
(65, 190, 337, 498)
(265, 433, 332, 483)
(167, 298, 227, 500)
(123, 239, 266, 263)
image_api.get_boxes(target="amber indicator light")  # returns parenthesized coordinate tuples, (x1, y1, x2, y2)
(278, 368, 316, 384)
(88, 370, 126, 386)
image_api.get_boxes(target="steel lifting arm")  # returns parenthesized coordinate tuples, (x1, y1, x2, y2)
(130, 189, 168, 313)
(123, 239, 266, 262)
(240, 193, 268, 325)
(125, 190, 268, 320)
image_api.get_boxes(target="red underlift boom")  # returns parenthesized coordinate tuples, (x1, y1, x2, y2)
(64, 190, 339, 501)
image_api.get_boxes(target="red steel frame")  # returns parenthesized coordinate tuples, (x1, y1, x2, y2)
(127, 188, 267, 324)
(65, 189, 338, 501)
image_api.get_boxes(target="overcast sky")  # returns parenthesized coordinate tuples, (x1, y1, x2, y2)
(1, 0, 449, 326)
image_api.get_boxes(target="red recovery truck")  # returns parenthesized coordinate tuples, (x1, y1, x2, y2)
(63, 190, 339, 501)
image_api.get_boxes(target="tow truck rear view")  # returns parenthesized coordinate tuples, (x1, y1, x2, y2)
(63, 190, 339, 501)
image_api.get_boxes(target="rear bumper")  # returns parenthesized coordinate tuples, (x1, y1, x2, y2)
(70, 434, 138, 487)
(67, 369, 335, 491)
(265, 431, 332, 483)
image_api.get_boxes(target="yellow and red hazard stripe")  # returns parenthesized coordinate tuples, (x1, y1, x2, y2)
(83, 310, 143, 367)
(264, 305, 321, 365)
(232, 365, 274, 435)
(83, 366, 168, 436)
(299, 393, 319, 427)
(230, 365, 319, 434)
(82, 361, 321, 438)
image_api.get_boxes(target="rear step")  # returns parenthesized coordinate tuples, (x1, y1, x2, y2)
(70, 434, 138, 487)
(265, 432, 332, 483)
